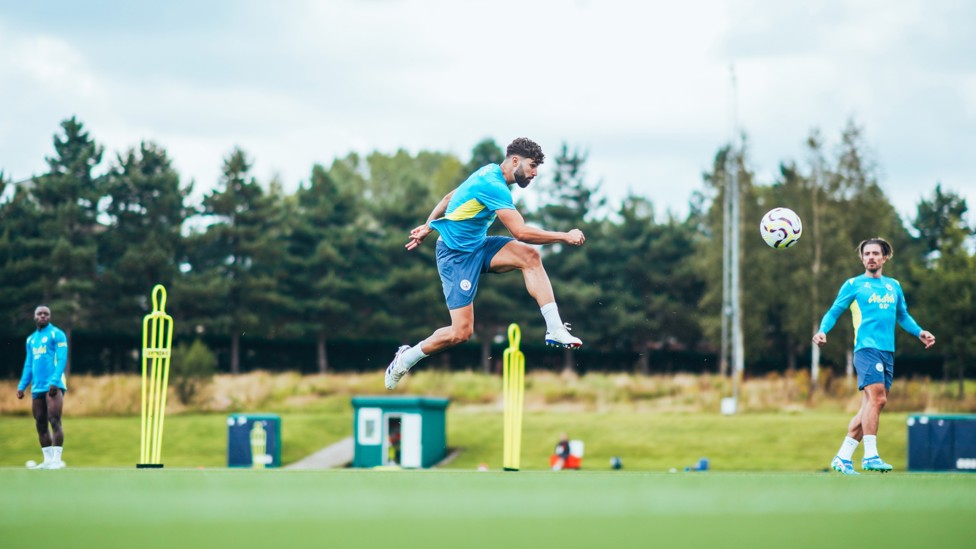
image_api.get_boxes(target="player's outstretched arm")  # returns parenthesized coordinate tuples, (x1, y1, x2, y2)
(496, 208, 585, 246)
(406, 190, 455, 251)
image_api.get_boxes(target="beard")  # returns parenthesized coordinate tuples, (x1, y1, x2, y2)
(513, 165, 531, 188)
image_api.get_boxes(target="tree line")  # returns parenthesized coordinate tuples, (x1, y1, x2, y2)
(1, 117, 972, 390)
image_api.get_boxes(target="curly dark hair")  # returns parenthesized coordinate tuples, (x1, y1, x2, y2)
(506, 137, 545, 165)
(857, 237, 893, 259)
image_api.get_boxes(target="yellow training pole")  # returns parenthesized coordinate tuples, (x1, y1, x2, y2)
(138, 285, 174, 469)
(139, 313, 150, 464)
(251, 422, 267, 469)
(503, 323, 525, 471)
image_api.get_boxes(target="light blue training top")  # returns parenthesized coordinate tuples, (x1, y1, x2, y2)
(429, 164, 516, 252)
(18, 324, 69, 395)
(818, 274, 923, 352)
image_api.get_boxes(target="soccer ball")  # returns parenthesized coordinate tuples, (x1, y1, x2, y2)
(760, 207, 802, 249)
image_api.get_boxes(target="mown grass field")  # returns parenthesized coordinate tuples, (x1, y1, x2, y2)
(2, 372, 975, 548)
(1, 468, 974, 549)
(0, 410, 913, 471)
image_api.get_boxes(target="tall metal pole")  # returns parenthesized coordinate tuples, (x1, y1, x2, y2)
(720, 150, 732, 377)
(729, 66, 744, 406)
(809, 150, 822, 389)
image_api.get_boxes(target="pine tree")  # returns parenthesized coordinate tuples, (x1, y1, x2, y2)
(29, 117, 105, 370)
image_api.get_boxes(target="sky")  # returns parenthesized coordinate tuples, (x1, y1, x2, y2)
(1, 0, 974, 222)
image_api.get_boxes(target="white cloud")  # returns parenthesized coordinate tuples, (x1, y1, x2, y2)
(1, 0, 974, 222)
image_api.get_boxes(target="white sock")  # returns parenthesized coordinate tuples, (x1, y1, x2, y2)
(401, 343, 428, 371)
(53, 446, 63, 462)
(42, 446, 53, 463)
(541, 303, 563, 333)
(837, 436, 859, 461)
(863, 435, 878, 458)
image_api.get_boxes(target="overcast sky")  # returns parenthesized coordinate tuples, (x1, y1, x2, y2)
(1, 0, 973, 222)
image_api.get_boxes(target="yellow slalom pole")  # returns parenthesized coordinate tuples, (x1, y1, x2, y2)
(503, 323, 525, 471)
(139, 314, 150, 464)
(152, 297, 174, 464)
(138, 285, 174, 469)
(251, 422, 267, 469)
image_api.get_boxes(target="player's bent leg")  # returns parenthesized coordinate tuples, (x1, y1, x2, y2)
(490, 242, 582, 349)
(489, 241, 555, 305)
(386, 306, 474, 390)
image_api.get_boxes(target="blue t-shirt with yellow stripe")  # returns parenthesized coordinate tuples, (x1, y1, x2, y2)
(818, 274, 922, 352)
(429, 164, 515, 252)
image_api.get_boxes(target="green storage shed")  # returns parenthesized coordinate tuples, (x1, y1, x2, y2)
(351, 396, 450, 468)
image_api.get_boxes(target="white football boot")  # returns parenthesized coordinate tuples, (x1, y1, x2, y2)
(545, 323, 582, 349)
(385, 345, 411, 390)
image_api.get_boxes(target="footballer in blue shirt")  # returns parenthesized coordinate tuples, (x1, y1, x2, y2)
(813, 238, 935, 474)
(17, 305, 69, 469)
(385, 138, 585, 390)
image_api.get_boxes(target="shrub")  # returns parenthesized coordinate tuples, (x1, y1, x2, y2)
(171, 339, 217, 405)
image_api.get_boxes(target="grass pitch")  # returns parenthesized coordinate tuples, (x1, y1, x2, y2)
(1, 468, 974, 548)
(0, 411, 913, 470)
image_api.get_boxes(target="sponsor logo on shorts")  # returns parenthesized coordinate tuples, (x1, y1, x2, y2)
(875, 363, 883, 372)
(460, 279, 472, 291)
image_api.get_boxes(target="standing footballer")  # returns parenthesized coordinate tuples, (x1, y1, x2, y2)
(17, 305, 70, 469)
(813, 238, 935, 475)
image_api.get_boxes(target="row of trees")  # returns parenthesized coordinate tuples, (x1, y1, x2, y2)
(1, 117, 972, 390)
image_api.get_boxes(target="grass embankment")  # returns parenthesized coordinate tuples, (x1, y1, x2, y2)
(1, 371, 973, 470)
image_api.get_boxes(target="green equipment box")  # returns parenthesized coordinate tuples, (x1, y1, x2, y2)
(351, 396, 449, 468)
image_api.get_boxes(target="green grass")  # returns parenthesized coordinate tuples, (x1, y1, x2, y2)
(0, 469, 974, 548)
(0, 413, 352, 467)
(1, 410, 910, 471)
(2, 408, 972, 548)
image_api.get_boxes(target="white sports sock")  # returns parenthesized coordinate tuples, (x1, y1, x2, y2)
(863, 435, 878, 458)
(52, 446, 63, 462)
(541, 303, 563, 333)
(42, 446, 53, 463)
(401, 344, 428, 371)
(837, 436, 859, 461)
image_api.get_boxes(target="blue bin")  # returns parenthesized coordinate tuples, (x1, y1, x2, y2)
(907, 414, 976, 472)
(228, 413, 281, 468)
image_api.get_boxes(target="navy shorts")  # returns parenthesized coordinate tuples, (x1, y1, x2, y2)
(436, 236, 514, 309)
(854, 348, 894, 390)
(32, 388, 66, 400)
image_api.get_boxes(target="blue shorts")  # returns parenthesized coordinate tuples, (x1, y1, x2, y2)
(854, 348, 894, 390)
(436, 236, 513, 309)
(31, 388, 66, 400)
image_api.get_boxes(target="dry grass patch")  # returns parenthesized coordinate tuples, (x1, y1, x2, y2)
(1, 370, 974, 417)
